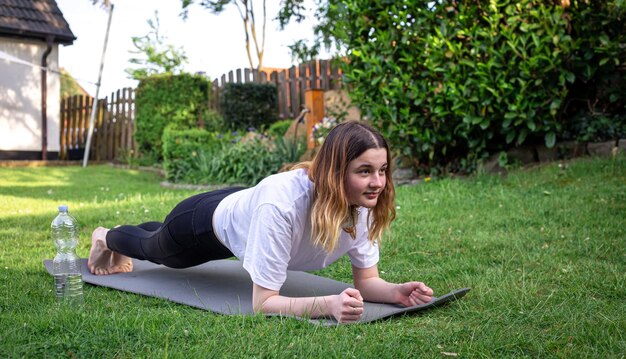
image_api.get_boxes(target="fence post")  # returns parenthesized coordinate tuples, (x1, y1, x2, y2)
(304, 89, 324, 149)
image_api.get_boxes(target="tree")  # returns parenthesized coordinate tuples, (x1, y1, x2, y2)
(276, 0, 343, 63)
(60, 69, 88, 98)
(125, 11, 188, 81)
(90, 0, 111, 8)
(181, 0, 267, 70)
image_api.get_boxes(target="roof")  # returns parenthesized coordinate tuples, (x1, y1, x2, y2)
(0, 0, 75, 45)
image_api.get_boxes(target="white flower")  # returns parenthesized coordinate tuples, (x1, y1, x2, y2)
(312, 117, 339, 145)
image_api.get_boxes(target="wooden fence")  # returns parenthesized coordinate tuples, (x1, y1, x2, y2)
(58, 59, 340, 161)
(210, 59, 343, 118)
(59, 88, 135, 162)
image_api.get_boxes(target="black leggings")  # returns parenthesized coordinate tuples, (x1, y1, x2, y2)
(106, 187, 245, 268)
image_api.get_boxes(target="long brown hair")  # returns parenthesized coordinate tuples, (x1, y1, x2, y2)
(295, 121, 396, 252)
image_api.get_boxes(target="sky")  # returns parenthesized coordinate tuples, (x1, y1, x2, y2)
(55, 0, 324, 97)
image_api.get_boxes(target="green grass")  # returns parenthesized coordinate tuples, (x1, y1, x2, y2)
(1, 157, 624, 358)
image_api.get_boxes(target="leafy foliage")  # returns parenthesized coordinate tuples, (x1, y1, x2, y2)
(293, 0, 625, 173)
(277, 0, 344, 62)
(266, 119, 293, 137)
(162, 127, 304, 186)
(333, 0, 576, 172)
(162, 127, 235, 183)
(219, 83, 278, 130)
(60, 69, 87, 98)
(181, 0, 267, 70)
(561, 0, 626, 143)
(199, 109, 226, 133)
(562, 113, 626, 143)
(135, 73, 210, 161)
(125, 11, 188, 81)
(192, 138, 281, 186)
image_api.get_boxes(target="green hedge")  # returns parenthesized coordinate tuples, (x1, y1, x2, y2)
(135, 73, 210, 161)
(334, 0, 625, 173)
(219, 83, 278, 130)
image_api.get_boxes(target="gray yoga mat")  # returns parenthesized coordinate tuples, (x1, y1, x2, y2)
(44, 258, 470, 325)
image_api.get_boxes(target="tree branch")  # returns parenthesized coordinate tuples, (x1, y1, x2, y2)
(247, 0, 266, 70)
(239, 0, 255, 69)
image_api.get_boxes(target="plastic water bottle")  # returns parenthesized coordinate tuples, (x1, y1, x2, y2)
(51, 205, 83, 305)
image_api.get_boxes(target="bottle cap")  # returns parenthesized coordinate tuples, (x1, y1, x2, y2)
(58, 205, 68, 212)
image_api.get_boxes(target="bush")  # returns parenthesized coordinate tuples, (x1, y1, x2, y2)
(561, 1, 626, 143)
(135, 73, 210, 162)
(267, 119, 293, 138)
(270, 134, 306, 165)
(200, 109, 226, 133)
(562, 114, 626, 143)
(194, 130, 309, 186)
(334, 0, 626, 173)
(162, 127, 304, 186)
(190, 137, 282, 186)
(219, 83, 278, 130)
(162, 127, 234, 183)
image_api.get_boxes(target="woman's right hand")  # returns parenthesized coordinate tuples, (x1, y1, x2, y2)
(332, 288, 364, 323)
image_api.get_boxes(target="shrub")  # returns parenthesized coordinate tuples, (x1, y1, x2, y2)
(562, 114, 626, 143)
(334, 0, 625, 173)
(219, 83, 278, 130)
(135, 73, 210, 162)
(200, 109, 226, 133)
(561, 1, 626, 143)
(192, 138, 279, 185)
(267, 119, 293, 138)
(271, 134, 306, 165)
(161, 127, 234, 183)
(161, 127, 305, 186)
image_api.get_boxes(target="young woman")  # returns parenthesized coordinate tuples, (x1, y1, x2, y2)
(88, 121, 433, 323)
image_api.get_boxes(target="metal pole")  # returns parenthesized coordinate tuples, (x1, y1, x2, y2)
(83, 4, 114, 167)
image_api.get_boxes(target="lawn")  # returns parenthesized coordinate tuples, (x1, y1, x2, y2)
(0, 156, 624, 357)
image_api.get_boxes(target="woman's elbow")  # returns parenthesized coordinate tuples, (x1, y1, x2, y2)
(252, 284, 279, 314)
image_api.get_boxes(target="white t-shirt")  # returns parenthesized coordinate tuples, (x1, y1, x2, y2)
(212, 168, 379, 291)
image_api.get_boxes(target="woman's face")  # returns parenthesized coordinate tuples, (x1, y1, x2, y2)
(345, 148, 388, 208)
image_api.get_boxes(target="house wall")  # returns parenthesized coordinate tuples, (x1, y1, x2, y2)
(0, 37, 61, 159)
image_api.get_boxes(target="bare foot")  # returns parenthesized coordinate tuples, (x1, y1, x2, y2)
(87, 227, 133, 275)
(110, 251, 133, 274)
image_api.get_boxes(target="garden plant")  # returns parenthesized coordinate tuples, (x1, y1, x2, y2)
(290, 0, 626, 173)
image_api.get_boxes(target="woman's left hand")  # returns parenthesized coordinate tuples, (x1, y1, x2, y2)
(394, 282, 434, 307)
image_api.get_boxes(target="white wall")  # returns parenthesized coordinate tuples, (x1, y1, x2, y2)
(0, 37, 61, 152)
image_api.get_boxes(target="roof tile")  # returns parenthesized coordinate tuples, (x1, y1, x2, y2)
(0, 0, 75, 44)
